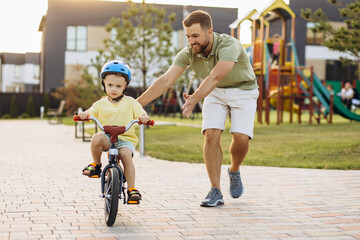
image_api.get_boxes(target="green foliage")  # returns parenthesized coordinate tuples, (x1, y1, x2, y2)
(43, 92, 51, 113)
(53, 52, 105, 115)
(103, 1, 176, 92)
(26, 95, 35, 117)
(10, 95, 18, 118)
(301, 0, 360, 72)
(20, 113, 30, 119)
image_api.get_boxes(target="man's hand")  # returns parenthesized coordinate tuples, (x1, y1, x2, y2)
(182, 93, 197, 118)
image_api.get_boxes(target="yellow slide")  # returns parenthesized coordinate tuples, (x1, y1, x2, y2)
(269, 86, 300, 113)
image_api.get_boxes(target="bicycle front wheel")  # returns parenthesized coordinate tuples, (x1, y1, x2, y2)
(104, 167, 119, 226)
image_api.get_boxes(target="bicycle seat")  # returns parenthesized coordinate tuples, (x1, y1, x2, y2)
(104, 126, 126, 143)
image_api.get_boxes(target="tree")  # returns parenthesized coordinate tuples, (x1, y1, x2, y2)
(26, 95, 35, 118)
(43, 92, 50, 114)
(103, 0, 176, 92)
(301, 0, 360, 73)
(10, 95, 18, 118)
(52, 51, 105, 115)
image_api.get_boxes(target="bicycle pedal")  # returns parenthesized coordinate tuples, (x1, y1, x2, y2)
(127, 200, 140, 204)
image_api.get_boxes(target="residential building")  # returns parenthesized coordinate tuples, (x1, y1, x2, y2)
(0, 52, 40, 93)
(38, 0, 238, 93)
(290, 0, 358, 83)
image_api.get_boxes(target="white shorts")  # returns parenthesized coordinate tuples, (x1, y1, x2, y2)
(202, 88, 259, 139)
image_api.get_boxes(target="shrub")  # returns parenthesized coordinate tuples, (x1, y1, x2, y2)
(10, 95, 18, 118)
(20, 113, 30, 119)
(43, 92, 50, 114)
(26, 96, 36, 117)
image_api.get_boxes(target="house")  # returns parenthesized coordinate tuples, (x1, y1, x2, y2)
(0, 52, 40, 93)
(38, 0, 238, 93)
(290, 0, 358, 84)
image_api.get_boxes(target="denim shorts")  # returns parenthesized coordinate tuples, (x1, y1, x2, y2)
(104, 133, 136, 156)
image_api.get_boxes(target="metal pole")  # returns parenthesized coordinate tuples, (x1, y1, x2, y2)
(139, 124, 145, 157)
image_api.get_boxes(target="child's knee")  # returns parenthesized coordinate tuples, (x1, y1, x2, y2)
(119, 148, 133, 163)
(91, 133, 108, 147)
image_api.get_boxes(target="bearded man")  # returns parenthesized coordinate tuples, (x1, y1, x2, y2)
(137, 10, 259, 207)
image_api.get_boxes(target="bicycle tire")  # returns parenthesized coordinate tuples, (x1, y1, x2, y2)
(104, 167, 119, 226)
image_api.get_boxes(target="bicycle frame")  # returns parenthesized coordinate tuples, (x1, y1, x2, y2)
(74, 115, 154, 202)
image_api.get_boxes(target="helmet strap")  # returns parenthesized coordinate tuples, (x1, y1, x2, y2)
(106, 87, 127, 102)
(110, 94, 124, 102)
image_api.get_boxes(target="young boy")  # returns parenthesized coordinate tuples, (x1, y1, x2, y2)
(79, 60, 149, 204)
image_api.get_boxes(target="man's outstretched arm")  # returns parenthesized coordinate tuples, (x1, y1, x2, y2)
(182, 61, 235, 118)
(137, 65, 185, 107)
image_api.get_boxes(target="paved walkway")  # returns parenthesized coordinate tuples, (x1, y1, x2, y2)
(0, 120, 359, 240)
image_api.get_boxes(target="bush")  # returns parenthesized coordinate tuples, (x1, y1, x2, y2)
(43, 92, 50, 114)
(26, 96, 36, 118)
(2, 114, 11, 119)
(20, 113, 30, 119)
(10, 95, 18, 118)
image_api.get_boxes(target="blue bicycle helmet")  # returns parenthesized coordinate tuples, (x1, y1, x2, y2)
(100, 60, 131, 84)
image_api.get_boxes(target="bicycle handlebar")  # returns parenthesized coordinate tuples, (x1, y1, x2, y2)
(73, 115, 154, 132)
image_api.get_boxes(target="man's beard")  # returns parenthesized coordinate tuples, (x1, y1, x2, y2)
(191, 40, 209, 54)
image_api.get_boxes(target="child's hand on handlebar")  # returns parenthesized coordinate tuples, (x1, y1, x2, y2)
(139, 113, 150, 124)
(78, 112, 89, 119)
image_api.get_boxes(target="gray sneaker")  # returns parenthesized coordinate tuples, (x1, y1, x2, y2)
(200, 187, 224, 207)
(228, 168, 243, 198)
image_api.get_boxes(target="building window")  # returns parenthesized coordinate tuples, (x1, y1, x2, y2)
(306, 22, 323, 45)
(33, 65, 40, 79)
(326, 60, 357, 81)
(66, 26, 87, 51)
(14, 65, 21, 79)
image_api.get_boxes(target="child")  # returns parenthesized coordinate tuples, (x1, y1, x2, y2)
(271, 34, 280, 66)
(341, 81, 354, 110)
(79, 60, 149, 204)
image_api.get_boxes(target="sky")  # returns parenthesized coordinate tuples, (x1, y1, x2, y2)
(0, 0, 288, 54)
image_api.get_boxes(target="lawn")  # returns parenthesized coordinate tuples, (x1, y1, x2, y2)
(64, 111, 360, 170)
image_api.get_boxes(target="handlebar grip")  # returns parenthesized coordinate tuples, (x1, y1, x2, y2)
(73, 115, 90, 122)
(139, 119, 155, 126)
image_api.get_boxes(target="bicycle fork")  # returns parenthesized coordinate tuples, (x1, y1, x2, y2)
(100, 146, 127, 204)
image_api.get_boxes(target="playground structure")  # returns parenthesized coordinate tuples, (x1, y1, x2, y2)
(230, 0, 360, 124)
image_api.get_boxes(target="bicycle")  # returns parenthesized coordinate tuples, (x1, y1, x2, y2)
(73, 115, 154, 226)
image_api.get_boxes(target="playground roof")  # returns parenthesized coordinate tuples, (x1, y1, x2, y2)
(229, 9, 257, 29)
(256, 0, 295, 20)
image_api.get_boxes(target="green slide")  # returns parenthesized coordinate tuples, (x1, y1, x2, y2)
(291, 39, 360, 121)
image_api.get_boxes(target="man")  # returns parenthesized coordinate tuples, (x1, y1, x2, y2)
(137, 10, 258, 207)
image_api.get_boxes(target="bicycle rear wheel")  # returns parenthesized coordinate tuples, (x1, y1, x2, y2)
(104, 167, 119, 226)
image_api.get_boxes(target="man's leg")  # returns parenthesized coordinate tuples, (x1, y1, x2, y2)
(229, 133, 249, 173)
(227, 133, 249, 198)
(203, 129, 223, 190)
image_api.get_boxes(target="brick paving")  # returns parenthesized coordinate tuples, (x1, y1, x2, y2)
(0, 119, 360, 240)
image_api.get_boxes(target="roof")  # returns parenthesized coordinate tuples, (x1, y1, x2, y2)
(257, 0, 295, 19)
(229, 9, 257, 29)
(0, 52, 40, 65)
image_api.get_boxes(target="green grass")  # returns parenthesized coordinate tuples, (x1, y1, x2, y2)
(63, 111, 360, 170)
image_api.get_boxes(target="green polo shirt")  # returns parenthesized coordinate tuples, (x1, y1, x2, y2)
(174, 32, 258, 90)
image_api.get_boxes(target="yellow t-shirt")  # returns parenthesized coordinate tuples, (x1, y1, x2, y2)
(87, 96, 146, 146)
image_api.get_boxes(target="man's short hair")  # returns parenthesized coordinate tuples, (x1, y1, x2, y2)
(182, 10, 213, 30)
